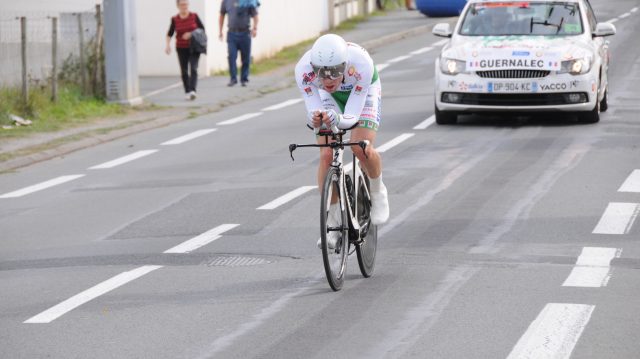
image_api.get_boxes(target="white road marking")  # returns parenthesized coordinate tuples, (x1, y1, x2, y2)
(24, 265, 162, 324)
(257, 186, 317, 210)
(218, 112, 262, 126)
(433, 39, 449, 47)
(592, 202, 640, 235)
(388, 55, 412, 63)
(410, 46, 433, 55)
(141, 82, 182, 99)
(377, 133, 415, 153)
(164, 224, 239, 254)
(631, 7, 638, 13)
(377, 63, 390, 72)
(89, 150, 158, 170)
(161, 129, 217, 145)
(562, 247, 621, 287)
(261, 99, 303, 112)
(619, 170, 640, 193)
(414, 115, 435, 130)
(0, 175, 85, 199)
(507, 303, 595, 359)
(619, 12, 631, 19)
(607, 18, 619, 23)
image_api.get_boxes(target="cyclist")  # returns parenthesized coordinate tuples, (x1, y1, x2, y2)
(294, 34, 389, 248)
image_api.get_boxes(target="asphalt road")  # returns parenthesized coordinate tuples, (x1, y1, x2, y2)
(2, 1, 640, 358)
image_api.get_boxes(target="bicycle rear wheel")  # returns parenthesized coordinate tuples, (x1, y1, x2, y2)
(321, 167, 349, 291)
(355, 175, 377, 278)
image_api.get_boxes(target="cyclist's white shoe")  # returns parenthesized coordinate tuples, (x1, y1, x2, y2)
(318, 204, 341, 250)
(370, 184, 389, 225)
(317, 231, 340, 250)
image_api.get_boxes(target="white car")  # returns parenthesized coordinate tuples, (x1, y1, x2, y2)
(432, 0, 616, 124)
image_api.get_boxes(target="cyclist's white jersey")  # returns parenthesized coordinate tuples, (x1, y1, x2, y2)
(295, 42, 382, 131)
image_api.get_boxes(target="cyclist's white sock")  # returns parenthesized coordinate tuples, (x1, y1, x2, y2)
(369, 175, 385, 193)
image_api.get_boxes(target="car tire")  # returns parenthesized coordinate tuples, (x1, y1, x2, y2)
(599, 87, 608, 112)
(435, 105, 457, 125)
(578, 102, 600, 124)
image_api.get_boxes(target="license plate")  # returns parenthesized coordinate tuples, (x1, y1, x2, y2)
(488, 82, 536, 93)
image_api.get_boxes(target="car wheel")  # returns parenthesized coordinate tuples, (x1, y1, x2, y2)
(578, 100, 600, 124)
(599, 87, 608, 112)
(435, 105, 457, 125)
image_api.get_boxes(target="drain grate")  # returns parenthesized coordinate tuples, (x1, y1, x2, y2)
(207, 256, 271, 267)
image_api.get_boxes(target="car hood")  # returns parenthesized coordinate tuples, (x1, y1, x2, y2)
(443, 36, 593, 71)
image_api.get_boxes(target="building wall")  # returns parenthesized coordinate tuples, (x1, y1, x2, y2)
(136, 0, 368, 77)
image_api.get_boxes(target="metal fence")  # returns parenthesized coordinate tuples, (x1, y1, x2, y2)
(0, 6, 103, 99)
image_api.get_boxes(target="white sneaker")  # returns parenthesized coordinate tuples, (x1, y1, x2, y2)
(317, 231, 341, 250)
(189, 91, 197, 100)
(370, 184, 389, 224)
(317, 204, 341, 250)
(185, 93, 191, 101)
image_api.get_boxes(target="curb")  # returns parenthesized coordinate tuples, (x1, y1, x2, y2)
(0, 18, 440, 173)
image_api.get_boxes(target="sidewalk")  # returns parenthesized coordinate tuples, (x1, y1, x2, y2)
(0, 9, 446, 173)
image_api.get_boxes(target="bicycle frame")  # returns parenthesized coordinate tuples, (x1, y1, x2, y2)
(289, 129, 371, 242)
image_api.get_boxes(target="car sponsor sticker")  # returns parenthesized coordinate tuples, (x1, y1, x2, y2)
(467, 48, 562, 71)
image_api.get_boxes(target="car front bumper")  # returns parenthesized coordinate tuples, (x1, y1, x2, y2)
(435, 68, 599, 113)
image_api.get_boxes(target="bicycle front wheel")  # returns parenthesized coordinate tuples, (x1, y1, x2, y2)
(320, 167, 348, 291)
(356, 175, 377, 277)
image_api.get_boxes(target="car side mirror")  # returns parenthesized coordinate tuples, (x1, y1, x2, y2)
(593, 22, 616, 37)
(432, 23, 452, 38)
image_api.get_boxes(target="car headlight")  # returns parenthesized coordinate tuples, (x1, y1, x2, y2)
(559, 57, 592, 75)
(440, 58, 466, 75)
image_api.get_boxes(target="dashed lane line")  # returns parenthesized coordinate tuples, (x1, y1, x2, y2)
(618, 169, 640, 193)
(161, 129, 217, 145)
(562, 247, 621, 288)
(257, 186, 317, 210)
(164, 224, 239, 254)
(592, 202, 640, 235)
(218, 112, 263, 126)
(377, 133, 415, 153)
(410, 46, 434, 55)
(507, 303, 595, 359)
(0, 175, 85, 199)
(432, 39, 449, 47)
(388, 55, 412, 64)
(377, 63, 390, 72)
(261, 99, 303, 112)
(89, 150, 158, 170)
(414, 115, 435, 130)
(24, 265, 163, 324)
(619, 12, 631, 19)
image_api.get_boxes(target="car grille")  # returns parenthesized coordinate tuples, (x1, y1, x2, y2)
(476, 70, 550, 79)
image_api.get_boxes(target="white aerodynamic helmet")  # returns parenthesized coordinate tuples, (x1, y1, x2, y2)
(310, 34, 348, 79)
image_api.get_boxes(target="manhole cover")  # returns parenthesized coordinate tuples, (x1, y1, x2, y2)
(207, 256, 271, 267)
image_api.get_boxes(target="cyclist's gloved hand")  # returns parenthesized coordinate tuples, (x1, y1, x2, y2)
(307, 110, 323, 129)
(323, 109, 342, 128)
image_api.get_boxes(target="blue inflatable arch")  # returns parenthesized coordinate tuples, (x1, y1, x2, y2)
(416, 0, 467, 17)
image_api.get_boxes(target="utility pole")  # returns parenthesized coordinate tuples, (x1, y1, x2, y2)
(103, 0, 140, 105)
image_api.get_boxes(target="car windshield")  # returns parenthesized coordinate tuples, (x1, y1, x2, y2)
(460, 2, 584, 36)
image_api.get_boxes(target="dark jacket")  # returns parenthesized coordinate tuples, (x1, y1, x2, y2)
(190, 28, 207, 54)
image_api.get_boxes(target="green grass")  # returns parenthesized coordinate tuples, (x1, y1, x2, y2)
(0, 84, 126, 139)
(214, 11, 387, 76)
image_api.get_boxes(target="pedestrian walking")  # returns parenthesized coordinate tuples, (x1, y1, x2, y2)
(219, 0, 260, 87)
(166, 0, 205, 100)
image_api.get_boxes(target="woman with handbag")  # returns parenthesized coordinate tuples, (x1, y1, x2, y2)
(165, 0, 205, 100)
